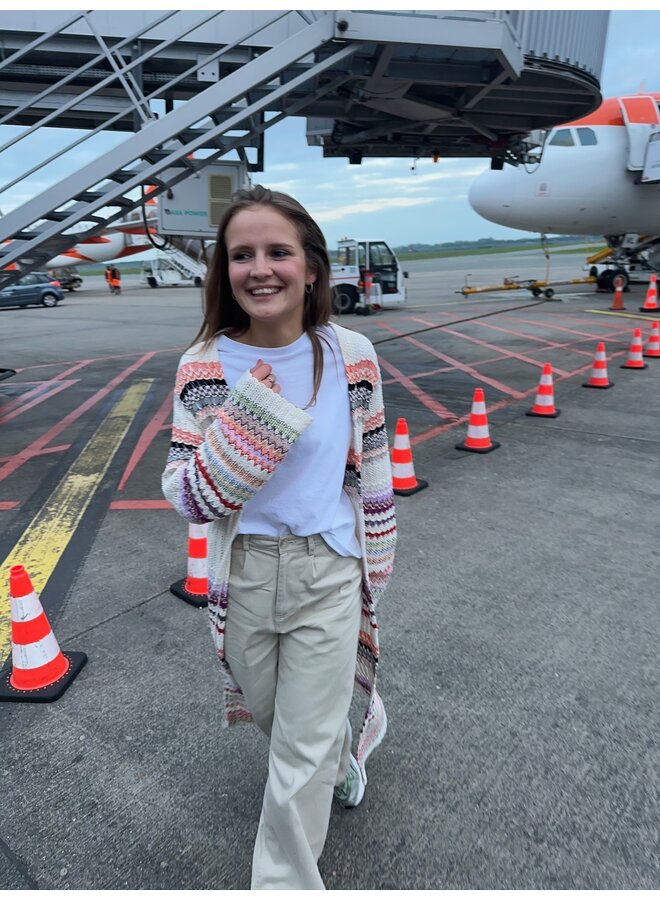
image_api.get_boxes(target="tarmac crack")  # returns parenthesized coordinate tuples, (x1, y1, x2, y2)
(507, 418, 660, 444)
(0, 835, 39, 889)
(62, 589, 175, 644)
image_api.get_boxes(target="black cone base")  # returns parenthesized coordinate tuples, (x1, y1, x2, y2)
(393, 478, 429, 496)
(455, 440, 500, 453)
(170, 578, 208, 608)
(620, 363, 647, 370)
(526, 408, 561, 418)
(583, 382, 613, 389)
(0, 651, 87, 704)
(639, 307, 658, 313)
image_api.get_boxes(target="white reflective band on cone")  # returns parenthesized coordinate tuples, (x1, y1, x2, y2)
(535, 396, 553, 406)
(188, 556, 208, 578)
(12, 630, 60, 669)
(472, 402, 486, 414)
(189, 523, 207, 540)
(393, 433, 409, 450)
(467, 425, 490, 438)
(10, 592, 43, 622)
(394, 461, 415, 477)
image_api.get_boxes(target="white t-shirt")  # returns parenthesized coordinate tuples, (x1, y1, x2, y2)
(217, 326, 361, 558)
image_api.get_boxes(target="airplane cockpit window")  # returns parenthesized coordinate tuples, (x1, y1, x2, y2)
(577, 127, 597, 146)
(548, 129, 575, 147)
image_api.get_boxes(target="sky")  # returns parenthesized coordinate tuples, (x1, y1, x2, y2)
(1, 7, 660, 254)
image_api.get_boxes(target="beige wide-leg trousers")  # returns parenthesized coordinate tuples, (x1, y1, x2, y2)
(225, 533, 363, 890)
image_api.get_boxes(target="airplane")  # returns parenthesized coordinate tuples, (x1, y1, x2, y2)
(468, 92, 660, 290)
(1, 208, 158, 288)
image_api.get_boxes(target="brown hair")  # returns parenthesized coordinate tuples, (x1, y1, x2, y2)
(193, 185, 333, 406)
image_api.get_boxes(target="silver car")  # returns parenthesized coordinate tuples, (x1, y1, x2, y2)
(0, 272, 64, 308)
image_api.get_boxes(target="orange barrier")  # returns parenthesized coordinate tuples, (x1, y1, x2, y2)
(391, 418, 428, 495)
(583, 342, 613, 389)
(456, 388, 500, 453)
(610, 276, 626, 311)
(643, 320, 660, 358)
(0, 566, 87, 703)
(639, 273, 658, 312)
(526, 363, 560, 418)
(170, 523, 209, 607)
(620, 328, 647, 369)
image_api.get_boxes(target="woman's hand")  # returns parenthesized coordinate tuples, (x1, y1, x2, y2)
(250, 359, 280, 394)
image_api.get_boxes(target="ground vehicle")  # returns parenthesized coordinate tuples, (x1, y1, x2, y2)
(330, 239, 407, 314)
(48, 267, 83, 291)
(140, 256, 204, 288)
(0, 273, 64, 308)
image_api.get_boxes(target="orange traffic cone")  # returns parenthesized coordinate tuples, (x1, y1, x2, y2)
(620, 328, 647, 369)
(609, 276, 626, 311)
(583, 342, 613, 389)
(526, 363, 560, 417)
(643, 320, 660, 358)
(0, 566, 87, 703)
(170, 523, 209, 607)
(456, 388, 500, 453)
(391, 418, 428, 495)
(639, 273, 658, 312)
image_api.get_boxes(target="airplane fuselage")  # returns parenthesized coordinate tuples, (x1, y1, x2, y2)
(469, 94, 660, 237)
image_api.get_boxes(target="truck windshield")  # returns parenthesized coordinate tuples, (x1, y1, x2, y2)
(337, 245, 357, 267)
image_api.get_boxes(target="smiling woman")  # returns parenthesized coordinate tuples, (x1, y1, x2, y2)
(161, 184, 396, 890)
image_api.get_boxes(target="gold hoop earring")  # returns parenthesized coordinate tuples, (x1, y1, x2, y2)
(305, 283, 313, 294)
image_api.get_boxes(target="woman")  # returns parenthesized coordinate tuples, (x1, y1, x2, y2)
(162, 185, 396, 889)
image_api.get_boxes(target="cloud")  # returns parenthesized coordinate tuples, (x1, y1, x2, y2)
(312, 195, 436, 223)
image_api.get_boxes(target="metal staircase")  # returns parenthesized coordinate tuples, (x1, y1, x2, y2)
(0, 11, 360, 284)
(0, 9, 608, 287)
(162, 245, 207, 284)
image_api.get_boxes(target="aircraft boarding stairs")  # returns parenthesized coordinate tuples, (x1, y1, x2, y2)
(0, 11, 364, 286)
(0, 10, 609, 287)
(161, 244, 207, 286)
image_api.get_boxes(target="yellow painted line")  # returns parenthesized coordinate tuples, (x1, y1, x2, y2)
(0, 380, 152, 659)
(585, 309, 659, 321)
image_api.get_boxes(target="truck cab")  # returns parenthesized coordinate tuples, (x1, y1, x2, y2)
(331, 238, 407, 314)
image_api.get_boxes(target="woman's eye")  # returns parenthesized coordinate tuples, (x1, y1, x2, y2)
(272, 249, 290, 258)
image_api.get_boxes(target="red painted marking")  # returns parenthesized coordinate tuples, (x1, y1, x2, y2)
(0, 380, 78, 425)
(15, 346, 184, 374)
(410, 347, 629, 448)
(0, 353, 156, 483)
(0, 361, 92, 417)
(376, 321, 525, 399)
(376, 355, 458, 421)
(117, 391, 173, 492)
(110, 500, 173, 510)
(0, 501, 19, 510)
(0, 444, 70, 464)
(408, 315, 571, 376)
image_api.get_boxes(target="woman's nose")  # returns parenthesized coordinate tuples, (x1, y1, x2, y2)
(250, 254, 273, 278)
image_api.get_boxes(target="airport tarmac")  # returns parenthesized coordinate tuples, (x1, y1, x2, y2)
(0, 252, 658, 890)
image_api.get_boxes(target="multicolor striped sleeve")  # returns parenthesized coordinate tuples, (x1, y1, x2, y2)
(361, 350, 396, 606)
(162, 368, 312, 523)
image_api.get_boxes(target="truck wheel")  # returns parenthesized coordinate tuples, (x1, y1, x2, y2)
(332, 286, 357, 315)
(147, 276, 158, 288)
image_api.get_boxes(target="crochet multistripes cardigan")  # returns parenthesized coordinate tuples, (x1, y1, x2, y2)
(162, 321, 396, 761)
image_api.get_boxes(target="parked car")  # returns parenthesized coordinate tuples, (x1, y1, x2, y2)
(0, 273, 64, 308)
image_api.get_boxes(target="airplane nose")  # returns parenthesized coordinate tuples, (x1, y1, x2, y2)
(468, 168, 511, 225)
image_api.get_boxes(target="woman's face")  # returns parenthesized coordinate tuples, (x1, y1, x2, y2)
(225, 205, 316, 334)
